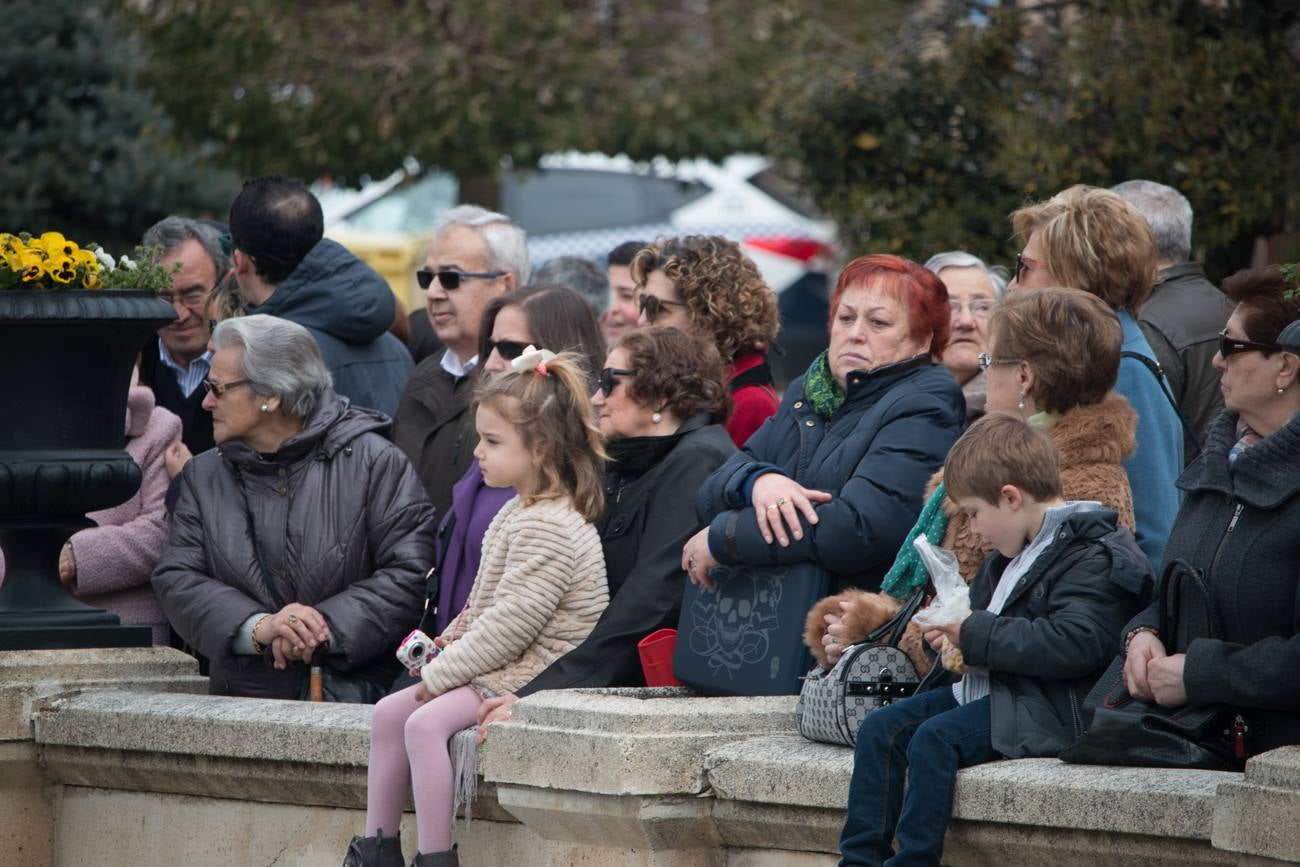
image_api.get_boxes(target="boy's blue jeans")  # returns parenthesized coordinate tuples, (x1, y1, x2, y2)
(839, 689, 998, 867)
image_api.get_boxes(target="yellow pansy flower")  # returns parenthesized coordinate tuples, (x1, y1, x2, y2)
(39, 232, 76, 257)
(20, 249, 46, 281)
(50, 255, 76, 283)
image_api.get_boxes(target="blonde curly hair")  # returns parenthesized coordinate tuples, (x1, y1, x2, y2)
(630, 235, 780, 364)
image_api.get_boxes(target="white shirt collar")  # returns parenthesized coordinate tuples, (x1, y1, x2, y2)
(441, 349, 479, 379)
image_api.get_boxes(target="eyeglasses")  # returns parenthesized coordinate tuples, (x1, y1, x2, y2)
(598, 367, 638, 398)
(485, 338, 530, 362)
(1218, 329, 1280, 358)
(202, 378, 253, 398)
(949, 299, 995, 318)
(637, 293, 686, 323)
(159, 285, 211, 310)
(416, 269, 507, 290)
(977, 353, 1023, 372)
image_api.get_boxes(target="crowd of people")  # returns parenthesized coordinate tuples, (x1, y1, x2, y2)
(14, 173, 1299, 867)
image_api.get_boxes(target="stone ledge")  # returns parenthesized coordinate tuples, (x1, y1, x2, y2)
(704, 734, 1238, 840)
(34, 689, 373, 764)
(1, 647, 205, 741)
(482, 688, 796, 796)
(1211, 747, 1300, 864)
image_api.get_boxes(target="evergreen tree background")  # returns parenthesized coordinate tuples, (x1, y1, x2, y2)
(0, 0, 236, 248)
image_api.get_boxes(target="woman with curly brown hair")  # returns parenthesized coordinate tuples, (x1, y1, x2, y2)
(475, 326, 737, 732)
(632, 235, 781, 447)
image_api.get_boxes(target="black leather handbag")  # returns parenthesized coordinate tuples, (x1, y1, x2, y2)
(1060, 559, 1251, 771)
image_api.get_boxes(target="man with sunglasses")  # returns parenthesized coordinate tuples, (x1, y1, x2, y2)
(392, 205, 529, 517)
(137, 216, 229, 456)
(227, 176, 414, 419)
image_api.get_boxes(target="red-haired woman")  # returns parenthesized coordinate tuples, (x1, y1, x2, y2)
(683, 254, 966, 595)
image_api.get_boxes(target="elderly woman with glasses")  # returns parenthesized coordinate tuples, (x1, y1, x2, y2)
(631, 235, 781, 447)
(1121, 266, 1300, 759)
(810, 288, 1143, 674)
(476, 326, 736, 735)
(925, 251, 1008, 421)
(152, 315, 435, 700)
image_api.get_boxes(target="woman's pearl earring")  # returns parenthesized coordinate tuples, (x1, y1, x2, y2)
(1017, 392, 1025, 411)
(261, 404, 270, 413)
(651, 411, 663, 424)
(1279, 385, 1287, 395)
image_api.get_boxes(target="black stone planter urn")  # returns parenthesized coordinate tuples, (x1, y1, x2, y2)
(0, 290, 175, 650)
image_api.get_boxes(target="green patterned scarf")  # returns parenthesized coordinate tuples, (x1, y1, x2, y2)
(803, 351, 845, 419)
(879, 482, 951, 599)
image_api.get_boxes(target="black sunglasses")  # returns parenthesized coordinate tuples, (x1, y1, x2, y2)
(416, 268, 507, 290)
(637, 293, 686, 323)
(485, 338, 530, 362)
(598, 367, 638, 398)
(1219, 328, 1280, 358)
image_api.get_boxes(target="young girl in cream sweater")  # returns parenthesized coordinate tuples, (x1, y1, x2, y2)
(346, 348, 609, 867)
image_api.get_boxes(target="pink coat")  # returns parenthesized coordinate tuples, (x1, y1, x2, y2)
(70, 386, 182, 644)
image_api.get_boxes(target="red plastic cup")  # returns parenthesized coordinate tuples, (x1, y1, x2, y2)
(637, 628, 682, 687)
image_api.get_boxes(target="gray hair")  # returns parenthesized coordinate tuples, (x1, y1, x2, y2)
(211, 315, 333, 419)
(435, 204, 531, 285)
(530, 256, 610, 315)
(923, 251, 1008, 297)
(1111, 180, 1193, 264)
(141, 216, 229, 281)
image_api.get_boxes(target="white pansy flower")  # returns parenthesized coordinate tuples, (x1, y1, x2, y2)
(94, 248, 116, 270)
(119, 255, 137, 271)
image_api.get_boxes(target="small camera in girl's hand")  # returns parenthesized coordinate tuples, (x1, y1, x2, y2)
(396, 629, 439, 675)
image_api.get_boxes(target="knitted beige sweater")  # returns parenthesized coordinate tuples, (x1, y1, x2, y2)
(420, 495, 608, 698)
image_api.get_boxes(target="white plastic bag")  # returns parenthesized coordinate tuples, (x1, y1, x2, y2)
(909, 536, 971, 629)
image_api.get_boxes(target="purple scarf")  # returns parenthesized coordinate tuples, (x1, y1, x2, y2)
(434, 459, 515, 633)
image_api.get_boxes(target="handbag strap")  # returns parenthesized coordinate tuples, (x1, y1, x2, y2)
(864, 587, 926, 647)
(1120, 350, 1201, 459)
(1158, 558, 1223, 646)
(415, 511, 457, 635)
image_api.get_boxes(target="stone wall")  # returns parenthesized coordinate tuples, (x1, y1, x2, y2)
(3, 649, 1298, 866)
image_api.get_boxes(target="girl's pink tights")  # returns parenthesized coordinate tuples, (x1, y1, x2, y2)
(365, 683, 483, 854)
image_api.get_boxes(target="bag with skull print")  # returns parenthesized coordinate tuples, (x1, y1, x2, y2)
(673, 561, 829, 696)
(795, 588, 926, 746)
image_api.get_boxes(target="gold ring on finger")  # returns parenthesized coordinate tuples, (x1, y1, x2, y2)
(766, 503, 779, 511)
(287, 613, 299, 624)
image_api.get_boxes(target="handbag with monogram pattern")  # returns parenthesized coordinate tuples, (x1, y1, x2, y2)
(795, 589, 925, 746)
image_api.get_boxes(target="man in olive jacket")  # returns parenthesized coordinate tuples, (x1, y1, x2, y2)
(1113, 180, 1233, 459)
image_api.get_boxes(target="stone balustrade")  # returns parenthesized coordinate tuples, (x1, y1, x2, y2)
(2, 648, 1297, 866)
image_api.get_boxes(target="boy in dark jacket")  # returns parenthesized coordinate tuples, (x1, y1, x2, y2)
(838, 413, 1151, 867)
